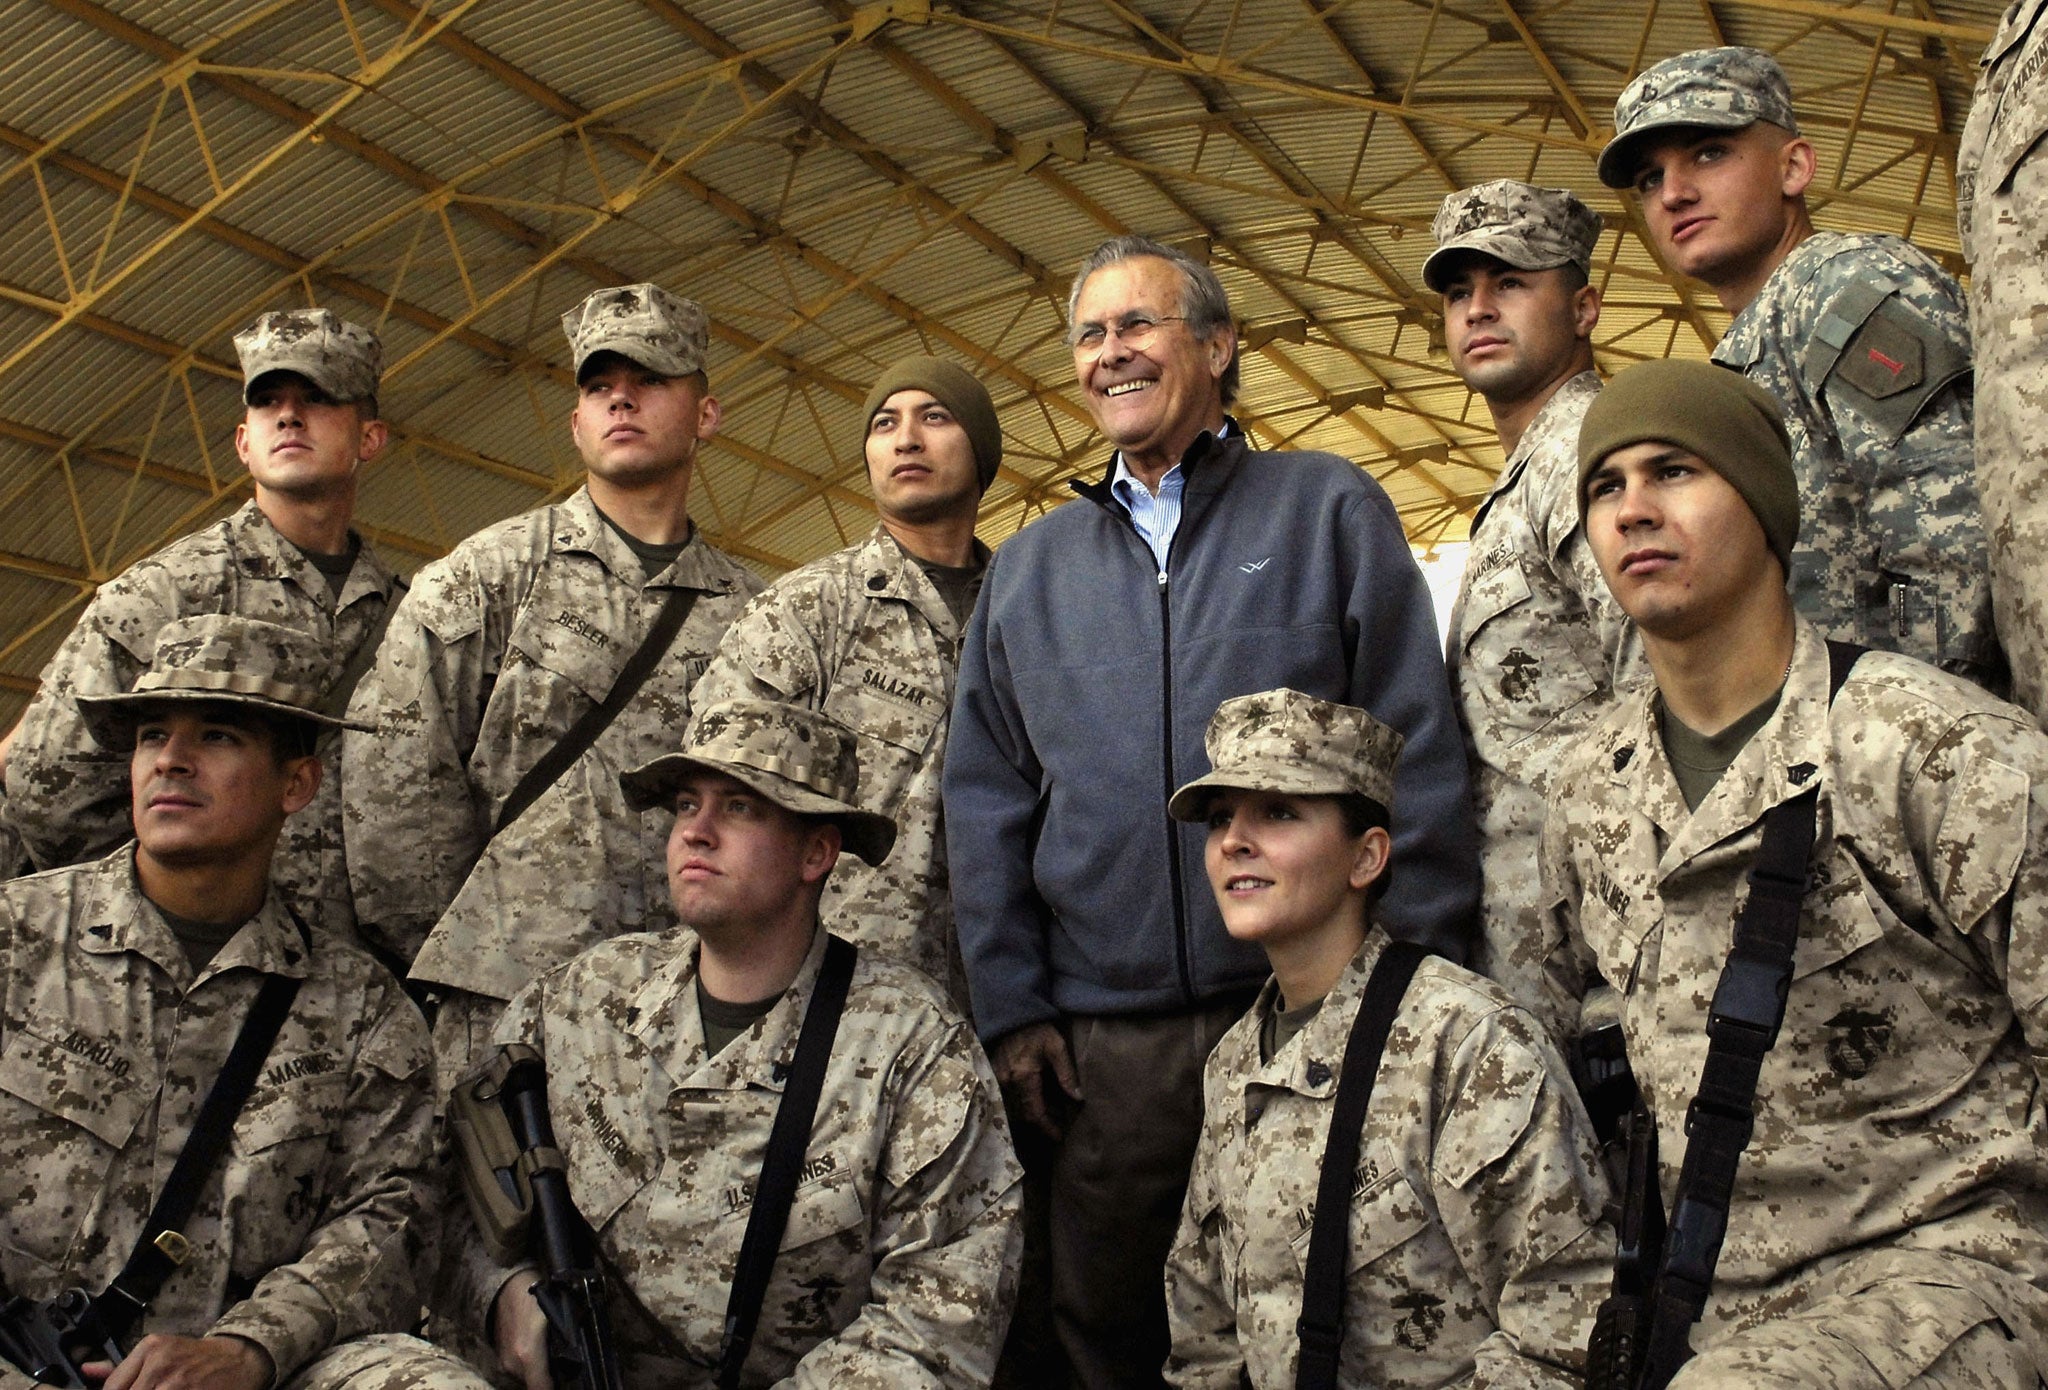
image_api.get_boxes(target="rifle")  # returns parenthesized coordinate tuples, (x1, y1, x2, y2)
(0, 1277, 124, 1386)
(452, 1044, 624, 1390)
(1584, 1098, 1663, 1390)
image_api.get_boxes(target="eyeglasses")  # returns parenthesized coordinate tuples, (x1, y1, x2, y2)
(1069, 314, 1188, 357)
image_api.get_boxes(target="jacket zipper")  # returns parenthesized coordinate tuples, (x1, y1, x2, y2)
(1156, 562, 1195, 1005)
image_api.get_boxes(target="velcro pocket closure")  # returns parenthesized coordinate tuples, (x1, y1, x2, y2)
(1932, 754, 2028, 934)
(1457, 554, 1534, 652)
(231, 1051, 347, 1155)
(778, 1158, 867, 1252)
(1287, 1155, 1431, 1276)
(0, 1022, 147, 1149)
(1433, 1033, 1541, 1190)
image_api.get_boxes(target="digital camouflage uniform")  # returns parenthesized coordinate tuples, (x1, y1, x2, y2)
(341, 487, 758, 1075)
(691, 524, 984, 1005)
(8, 307, 398, 943)
(1428, 180, 1645, 1035)
(343, 286, 760, 1080)
(1712, 234, 1999, 687)
(1165, 935, 1613, 1390)
(453, 923, 1024, 1389)
(0, 849, 484, 1390)
(1959, 0, 2048, 721)
(1543, 622, 2048, 1384)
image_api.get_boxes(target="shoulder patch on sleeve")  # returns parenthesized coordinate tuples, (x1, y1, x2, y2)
(1933, 752, 2029, 933)
(1818, 294, 1972, 444)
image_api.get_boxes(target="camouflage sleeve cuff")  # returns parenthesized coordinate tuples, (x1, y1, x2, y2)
(207, 1289, 336, 1386)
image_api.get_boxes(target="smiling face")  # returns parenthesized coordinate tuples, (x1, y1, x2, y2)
(1630, 123, 1813, 293)
(1583, 439, 1783, 641)
(1070, 255, 1234, 477)
(1441, 257, 1599, 407)
(570, 353, 721, 491)
(130, 704, 318, 874)
(1202, 788, 1388, 953)
(235, 373, 386, 500)
(865, 388, 982, 526)
(665, 769, 839, 946)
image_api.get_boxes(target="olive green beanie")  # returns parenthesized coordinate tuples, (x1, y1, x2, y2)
(861, 355, 1003, 492)
(1577, 358, 1799, 573)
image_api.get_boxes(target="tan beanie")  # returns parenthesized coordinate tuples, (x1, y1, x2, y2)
(861, 356, 1003, 492)
(1577, 358, 1799, 573)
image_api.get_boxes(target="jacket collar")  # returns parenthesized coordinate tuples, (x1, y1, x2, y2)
(1219, 929, 1397, 1132)
(78, 848, 314, 988)
(629, 920, 833, 1095)
(228, 500, 397, 611)
(853, 525, 986, 639)
(1470, 370, 1602, 536)
(1598, 620, 1833, 880)
(554, 486, 741, 597)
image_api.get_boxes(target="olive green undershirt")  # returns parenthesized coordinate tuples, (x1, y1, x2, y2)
(593, 503, 691, 580)
(1259, 993, 1326, 1065)
(914, 551, 988, 632)
(697, 977, 782, 1059)
(156, 904, 252, 973)
(1657, 687, 1784, 812)
(289, 535, 359, 599)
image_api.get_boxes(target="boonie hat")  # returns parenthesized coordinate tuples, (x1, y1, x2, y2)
(1598, 46, 1799, 188)
(620, 698, 896, 866)
(1422, 180, 1603, 292)
(234, 308, 382, 405)
(79, 613, 368, 748)
(1168, 688, 1403, 823)
(562, 284, 709, 381)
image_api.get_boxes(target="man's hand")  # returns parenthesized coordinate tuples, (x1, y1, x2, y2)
(993, 1021, 1082, 1139)
(83, 1333, 272, 1390)
(492, 1268, 555, 1390)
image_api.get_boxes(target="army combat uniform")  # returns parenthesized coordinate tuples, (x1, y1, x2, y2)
(4, 500, 398, 941)
(692, 524, 983, 1004)
(341, 485, 758, 1075)
(0, 852, 483, 1390)
(1710, 233, 2000, 688)
(451, 925, 1024, 1388)
(1959, 0, 2048, 721)
(1543, 623, 2048, 1383)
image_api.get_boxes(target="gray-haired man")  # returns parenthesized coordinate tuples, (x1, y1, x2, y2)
(947, 234, 1478, 1387)
(343, 284, 761, 1083)
(1429, 180, 1643, 1035)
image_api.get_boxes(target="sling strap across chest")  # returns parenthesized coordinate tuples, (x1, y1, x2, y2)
(494, 582, 700, 836)
(89, 916, 312, 1341)
(1630, 639, 1866, 1389)
(716, 933, 858, 1390)
(1295, 939, 1429, 1390)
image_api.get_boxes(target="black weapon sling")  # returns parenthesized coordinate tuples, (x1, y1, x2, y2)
(1295, 939, 1429, 1390)
(494, 583, 700, 836)
(716, 934, 858, 1390)
(1632, 640, 1865, 1390)
(88, 920, 310, 1341)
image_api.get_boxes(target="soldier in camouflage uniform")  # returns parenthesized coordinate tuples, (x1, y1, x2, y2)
(692, 355, 1000, 1007)
(1429, 180, 1644, 1037)
(342, 284, 762, 1083)
(0, 613, 486, 1390)
(4, 308, 401, 944)
(456, 698, 1022, 1389)
(1959, 0, 2048, 722)
(1599, 46, 2004, 692)
(1160, 689, 1611, 1389)
(1547, 359, 2048, 1386)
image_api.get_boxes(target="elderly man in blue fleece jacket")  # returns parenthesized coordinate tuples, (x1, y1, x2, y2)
(945, 233, 1479, 1390)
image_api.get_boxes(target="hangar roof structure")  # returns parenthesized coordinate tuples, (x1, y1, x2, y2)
(0, 0, 2003, 721)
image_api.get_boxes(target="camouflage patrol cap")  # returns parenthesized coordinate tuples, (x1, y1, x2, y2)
(562, 284, 709, 382)
(1422, 180, 1603, 292)
(1167, 688, 1403, 822)
(234, 308, 382, 406)
(1598, 46, 1800, 188)
(620, 698, 896, 865)
(78, 613, 369, 748)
